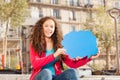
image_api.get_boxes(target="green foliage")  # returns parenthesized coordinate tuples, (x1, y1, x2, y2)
(0, 0, 29, 28)
(89, 63, 104, 71)
(0, 0, 29, 68)
(63, 63, 69, 71)
(6, 55, 18, 69)
(83, 6, 114, 48)
(82, 6, 115, 70)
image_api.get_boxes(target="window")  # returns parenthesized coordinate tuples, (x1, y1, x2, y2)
(38, 8, 43, 17)
(101, 0, 105, 6)
(53, 9, 60, 19)
(86, 11, 92, 21)
(5, 0, 10, 3)
(69, 11, 76, 20)
(51, 0, 58, 4)
(77, 0, 81, 6)
(86, 0, 90, 4)
(31, 7, 39, 18)
(115, 2, 119, 8)
(118, 17, 120, 23)
(72, 26, 75, 31)
(84, 0, 93, 8)
(69, 0, 74, 6)
(36, 0, 41, 2)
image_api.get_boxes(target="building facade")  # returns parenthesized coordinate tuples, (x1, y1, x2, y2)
(0, 0, 120, 73)
(23, 0, 120, 73)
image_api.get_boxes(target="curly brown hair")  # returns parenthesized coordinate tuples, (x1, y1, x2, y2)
(30, 16, 63, 55)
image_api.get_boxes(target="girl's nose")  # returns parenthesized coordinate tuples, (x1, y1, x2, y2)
(48, 27, 52, 30)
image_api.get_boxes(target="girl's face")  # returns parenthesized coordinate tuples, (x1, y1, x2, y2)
(43, 19, 55, 38)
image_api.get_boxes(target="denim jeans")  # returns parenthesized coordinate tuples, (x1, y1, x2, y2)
(34, 68, 79, 80)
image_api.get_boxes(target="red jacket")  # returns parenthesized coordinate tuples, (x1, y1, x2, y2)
(30, 44, 91, 80)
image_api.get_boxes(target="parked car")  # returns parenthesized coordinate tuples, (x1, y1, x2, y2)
(77, 66, 92, 78)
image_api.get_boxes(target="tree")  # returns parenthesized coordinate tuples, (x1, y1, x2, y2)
(0, 0, 28, 69)
(82, 7, 114, 70)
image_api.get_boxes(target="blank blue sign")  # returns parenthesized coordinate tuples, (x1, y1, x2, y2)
(62, 30, 98, 58)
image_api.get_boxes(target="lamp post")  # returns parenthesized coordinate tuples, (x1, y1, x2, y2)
(108, 8, 120, 74)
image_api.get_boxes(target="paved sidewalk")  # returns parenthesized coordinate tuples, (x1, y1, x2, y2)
(81, 75, 120, 80)
(0, 74, 120, 80)
(0, 74, 30, 80)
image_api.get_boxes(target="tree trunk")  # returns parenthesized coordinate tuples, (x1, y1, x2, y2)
(3, 19, 9, 68)
(106, 48, 110, 70)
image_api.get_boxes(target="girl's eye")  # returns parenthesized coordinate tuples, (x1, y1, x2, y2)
(44, 25, 48, 27)
(50, 26, 53, 28)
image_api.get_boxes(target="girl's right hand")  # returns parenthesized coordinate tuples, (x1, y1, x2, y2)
(54, 48, 66, 57)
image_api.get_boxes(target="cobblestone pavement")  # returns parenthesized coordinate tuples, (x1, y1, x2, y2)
(0, 75, 120, 80)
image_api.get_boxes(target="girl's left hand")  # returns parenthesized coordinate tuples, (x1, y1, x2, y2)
(73, 51, 100, 61)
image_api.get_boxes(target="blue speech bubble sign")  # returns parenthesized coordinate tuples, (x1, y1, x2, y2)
(62, 30, 98, 58)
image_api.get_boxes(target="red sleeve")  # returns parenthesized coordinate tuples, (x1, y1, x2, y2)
(63, 55, 91, 68)
(30, 44, 55, 69)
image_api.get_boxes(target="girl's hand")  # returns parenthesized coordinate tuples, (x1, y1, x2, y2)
(90, 51, 100, 59)
(73, 56, 81, 61)
(54, 48, 66, 57)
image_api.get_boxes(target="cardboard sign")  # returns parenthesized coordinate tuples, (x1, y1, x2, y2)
(62, 30, 98, 58)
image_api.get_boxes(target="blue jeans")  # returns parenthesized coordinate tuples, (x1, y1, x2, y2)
(34, 68, 79, 80)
